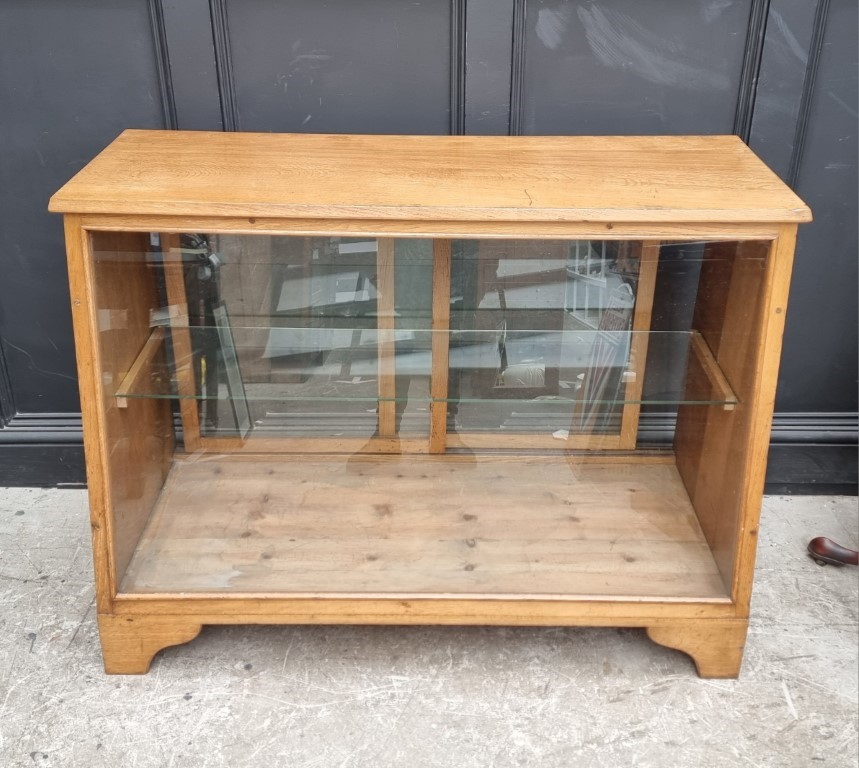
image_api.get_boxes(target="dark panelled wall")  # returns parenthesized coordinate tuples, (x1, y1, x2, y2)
(519, 0, 753, 135)
(0, 1, 170, 484)
(0, 0, 856, 490)
(763, 0, 859, 490)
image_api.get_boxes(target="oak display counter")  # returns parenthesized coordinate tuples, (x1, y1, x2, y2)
(49, 131, 810, 676)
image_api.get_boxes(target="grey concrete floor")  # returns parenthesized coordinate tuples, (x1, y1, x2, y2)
(0, 488, 856, 768)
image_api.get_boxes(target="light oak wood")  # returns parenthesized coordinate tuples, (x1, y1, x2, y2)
(674, 238, 780, 599)
(375, 238, 397, 437)
(96, 602, 740, 677)
(65, 216, 116, 612)
(171, 449, 675, 466)
(115, 327, 165, 408)
(97, 614, 202, 674)
(197, 435, 428, 454)
(50, 131, 811, 223)
(731, 228, 798, 609)
(214, 234, 275, 382)
(161, 234, 202, 451)
(111, 596, 736, 620)
(647, 619, 748, 678)
(689, 331, 738, 410)
(675, 241, 761, 592)
(77, 213, 786, 241)
(430, 239, 452, 453)
(52, 133, 808, 678)
(619, 241, 660, 447)
(95, 608, 742, 676)
(120, 457, 727, 600)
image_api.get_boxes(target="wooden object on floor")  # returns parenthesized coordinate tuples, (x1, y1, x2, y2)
(49, 132, 809, 677)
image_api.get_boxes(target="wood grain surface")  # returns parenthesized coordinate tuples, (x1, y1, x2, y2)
(120, 455, 727, 601)
(49, 131, 811, 223)
(53, 133, 807, 678)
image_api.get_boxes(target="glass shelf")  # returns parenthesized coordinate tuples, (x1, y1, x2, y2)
(100, 233, 743, 448)
(114, 326, 736, 409)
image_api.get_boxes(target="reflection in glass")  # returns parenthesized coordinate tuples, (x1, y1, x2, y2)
(86, 229, 765, 600)
(447, 239, 649, 439)
(95, 234, 753, 449)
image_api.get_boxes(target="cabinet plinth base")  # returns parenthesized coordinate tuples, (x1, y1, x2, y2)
(97, 614, 202, 674)
(647, 619, 748, 678)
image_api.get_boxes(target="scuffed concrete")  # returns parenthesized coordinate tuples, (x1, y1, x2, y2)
(0, 489, 856, 767)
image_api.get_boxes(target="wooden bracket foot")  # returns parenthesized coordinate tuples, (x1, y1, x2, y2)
(647, 619, 748, 678)
(97, 614, 203, 674)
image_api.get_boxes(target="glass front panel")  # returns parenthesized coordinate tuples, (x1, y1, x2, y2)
(448, 239, 648, 438)
(111, 235, 735, 437)
(182, 234, 433, 440)
(88, 231, 768, 597)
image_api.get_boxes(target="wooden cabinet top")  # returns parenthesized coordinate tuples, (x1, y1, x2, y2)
(49, 130, 810, 224)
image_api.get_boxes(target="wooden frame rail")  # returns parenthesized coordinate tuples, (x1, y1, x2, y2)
(115, 327, 165, 408)
(689, 331, 739, 411)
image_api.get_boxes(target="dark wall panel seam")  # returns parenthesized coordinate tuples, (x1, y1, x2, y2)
(638, 412, 858, 446)
(733, 0, 771, 141)
(787, 0, 831, 188)
(508, 0, 527, 135)
(147, 0, 178, 130)
(0, 343, 15, 426)
(451, 0, 467, 135)
(210, 0, 240, 131)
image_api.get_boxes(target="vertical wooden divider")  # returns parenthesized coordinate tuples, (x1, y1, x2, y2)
(376, 238, 397, 437)
(161, 233, 202, 452)
(619, 240, 661, 448)
(430, 239, 452, 454)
